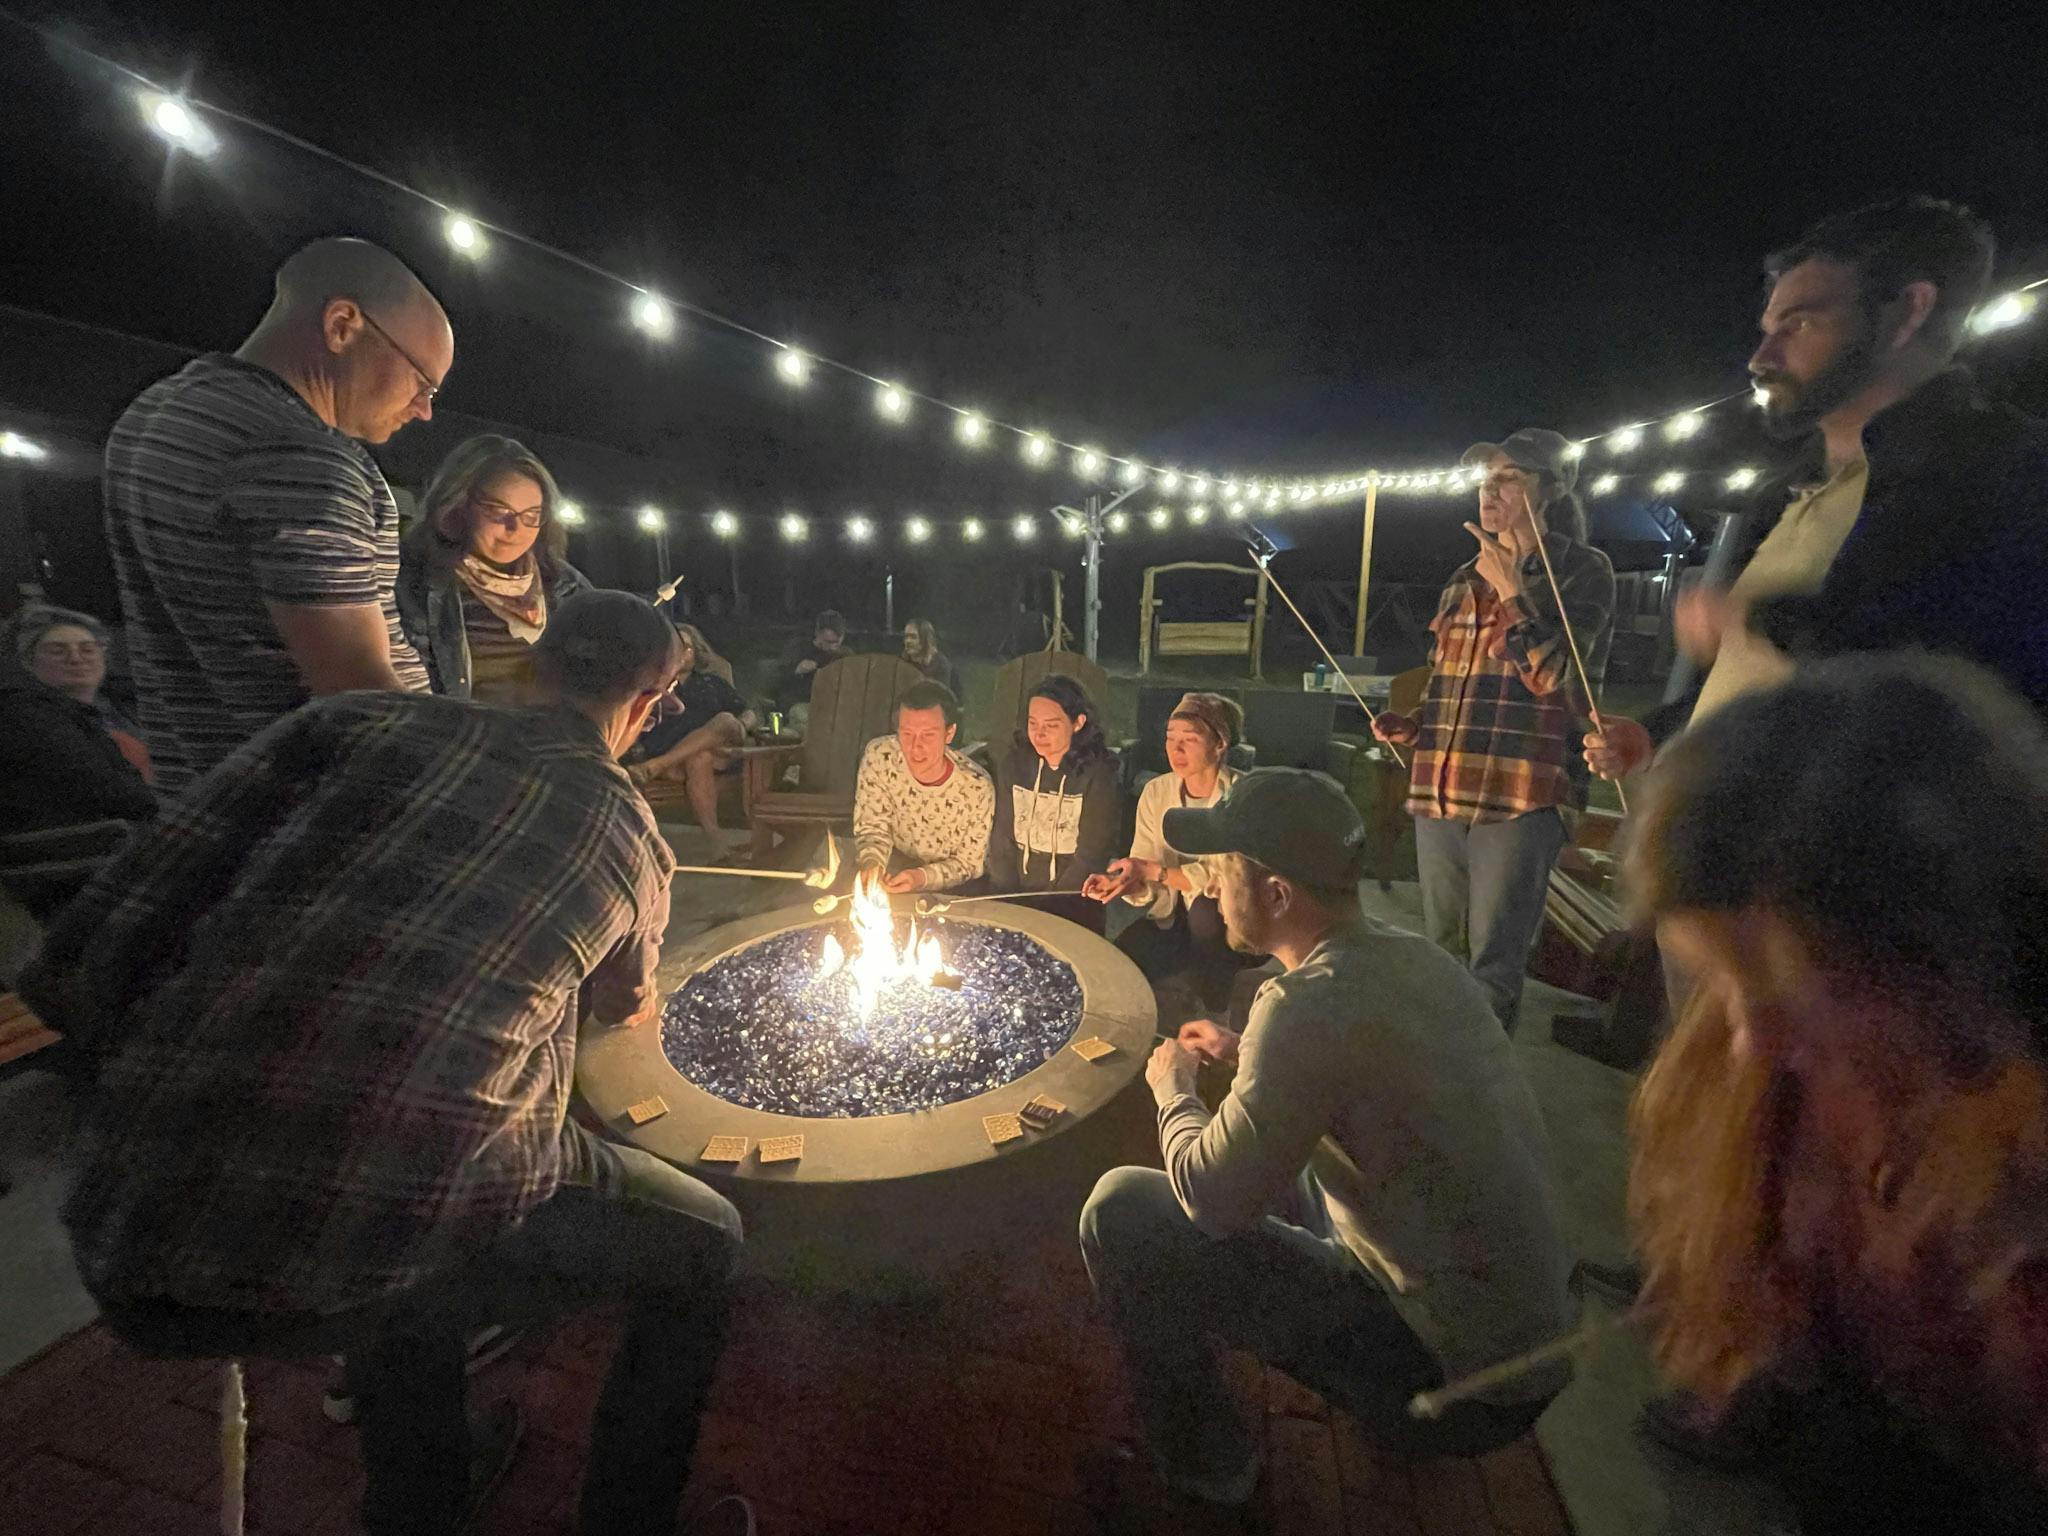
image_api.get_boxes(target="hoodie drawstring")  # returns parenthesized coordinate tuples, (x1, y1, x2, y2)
(1021, 757, 1072, 885)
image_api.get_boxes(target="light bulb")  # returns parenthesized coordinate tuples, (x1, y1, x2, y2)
(1148, 506, 1171, 529)
(961, 517, 985, 542)
(1011, 515, 1037, 541)
(443, 213, 483, 256)
(710, 510, 739, 538)
(555, 500, 584, 526)
(1608, 425, 1643, 454)
(1724, 467, 1758, 490)
(1654, 470, 1687, 495)
(1563, 441, 1586, 461)
(905, 516, 931, 543)
(780, 513, 808, 542)
(875, 382, 909, 420)
(140, 93, 220, 156)
(1118, 461, 1145, 486)
(633, 292, 675, 338)
(956, 412, 988, 446)
(1664, 411, 1704, 441)
(635, 504, 666, 533)
(1075, 447, 1104, 479)
(1106, 511, 1129, 534)
(1190, 475, 1211, 496)
(1187, 504, 1210, 524)
(1023, 433, 1053, 466)
(1157, 470, 1181, 494)
(1968, 291, 2036, 336)
(0, 431, 48, 461)
(847, 516, 874, 543)
(1591, 474, 1619, 495)
(776, 347, 810, 385)
(1224, 501, 1245, 520)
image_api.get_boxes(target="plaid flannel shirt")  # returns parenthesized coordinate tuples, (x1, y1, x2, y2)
(21, 691, 673, 1316)
(1406, 533, 1616, 823)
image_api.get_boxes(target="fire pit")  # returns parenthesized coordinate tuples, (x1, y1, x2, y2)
(576, 887, 1154, 1195)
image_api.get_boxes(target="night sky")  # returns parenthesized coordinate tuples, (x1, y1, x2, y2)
(3, 2, 2043, 640)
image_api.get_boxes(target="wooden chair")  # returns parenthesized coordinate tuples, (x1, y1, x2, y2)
(740, 654, 922, 863)
(633, 651, 753, 828)
(1354, 665, 1429, 888)
(1534, 808, 1667, 1067)
(984, 649, 1112, 752)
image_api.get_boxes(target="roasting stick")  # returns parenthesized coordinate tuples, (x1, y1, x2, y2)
(674, 834, 840, 887)
(1522, 512, 1629, 816)
(1408, 1306, 1647, 1419)
(1248, 547, 1409, 773)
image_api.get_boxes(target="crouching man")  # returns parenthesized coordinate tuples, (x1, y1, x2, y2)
(1079, 769, 1577, 1524)
(22, 591, 741, 1536)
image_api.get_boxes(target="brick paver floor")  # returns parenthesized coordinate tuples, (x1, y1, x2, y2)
(0, 1214, 1573, 1535)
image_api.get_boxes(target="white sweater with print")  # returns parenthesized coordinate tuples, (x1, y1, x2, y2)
(1125, 766, 1236, 922)
(851, 736, 994, 891)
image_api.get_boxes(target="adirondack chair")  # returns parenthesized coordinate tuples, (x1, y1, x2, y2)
(741, 653, 922, 863)
(983, 649, 1113, 756)
(633, 650, 752, 828)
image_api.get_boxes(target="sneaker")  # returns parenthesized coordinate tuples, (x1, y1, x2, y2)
(323, 1324, 527, 1426)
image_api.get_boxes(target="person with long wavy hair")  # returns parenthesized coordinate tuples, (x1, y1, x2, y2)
(1626, 655, 2048, 1534)
(397, 435, 589, 704)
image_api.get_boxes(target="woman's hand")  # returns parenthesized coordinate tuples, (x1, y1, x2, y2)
(1464, 522, 1525, 600)
(1583, 717, 1655, 780)
(1372, 713, 1419, 746)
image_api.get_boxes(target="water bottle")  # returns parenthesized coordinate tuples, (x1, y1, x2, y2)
(1313, 661, 1328, 691)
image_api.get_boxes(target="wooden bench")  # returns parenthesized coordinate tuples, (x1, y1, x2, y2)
(1532, 809, 1666, 1064)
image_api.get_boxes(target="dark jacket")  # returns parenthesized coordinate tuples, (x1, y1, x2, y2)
(0, 679, 158, 835)
(987, 741, 1122, 893)
(1747, 369, 2048, 714)
(772, 639, 853, 710)
(908, 650, 959, 696)
(395, 522, 591, 699)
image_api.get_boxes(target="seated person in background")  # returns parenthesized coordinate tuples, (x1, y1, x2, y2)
(773, 608, 851, 732)
(900, 617, 959, 695)
(1080, 769, 1576, 1527)
(20, 592, 741, 1536)
(988, 675, 1122, 930)
(852, 680, 993, 895)
(1086, 692, 1253, 1004)
(1629, 656, 2048, 1536)
(398, 434, 590, 705)
(2, 605, 157, 836)
(628, 622, 752, 862)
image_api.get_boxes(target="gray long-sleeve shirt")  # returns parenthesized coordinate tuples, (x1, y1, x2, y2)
(1154, 917, 1578, 1402)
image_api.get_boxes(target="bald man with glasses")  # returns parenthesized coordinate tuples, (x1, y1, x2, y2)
(103, 237, 451, 794)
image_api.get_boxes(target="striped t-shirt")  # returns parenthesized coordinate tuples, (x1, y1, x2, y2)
(102, 354, 429, 794)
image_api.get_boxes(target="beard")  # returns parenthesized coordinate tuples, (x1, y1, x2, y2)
(1755, 329, 1879, 441)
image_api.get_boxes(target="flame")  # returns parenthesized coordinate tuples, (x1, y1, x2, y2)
(813, 877, 946, 1018)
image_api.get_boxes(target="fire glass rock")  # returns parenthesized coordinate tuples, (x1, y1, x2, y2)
(659, 917, 1085, 1118)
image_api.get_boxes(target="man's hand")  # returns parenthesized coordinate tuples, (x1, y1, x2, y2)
(1145, 1039, 1201, 1099)
(1583, 716, 1655, 781)
(1463, 522, 1525, 600)
(1674, 587, 1743, 666)
(795, 658, 820, 677)
(1176, 1019, 1241, 1066)
(1372, 712, 1419, 746)
(882, 867, 926, 895)
(855, 862, 888, 902)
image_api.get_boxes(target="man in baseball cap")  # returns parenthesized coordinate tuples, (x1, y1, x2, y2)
(1078, 769, 1576, 1524)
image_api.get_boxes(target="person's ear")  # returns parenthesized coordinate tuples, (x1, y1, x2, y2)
(1072, 713, 1087, 734)
(1886, 280, 1940, 352)
(323, 298, 365, 356)
(944, 722, 958, 744)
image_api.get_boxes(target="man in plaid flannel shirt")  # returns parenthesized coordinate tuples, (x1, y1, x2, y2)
(22, 591, 741, 1536)
(1375, 428, 1615, 1034)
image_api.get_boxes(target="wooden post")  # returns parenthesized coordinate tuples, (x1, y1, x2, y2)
(1250, 568, 1269, 679)
(1138, 567, 1155, 674)
(1352, 479, 1380, 658)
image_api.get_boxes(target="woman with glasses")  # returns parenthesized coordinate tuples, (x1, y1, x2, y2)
(398, 435, 589, 704)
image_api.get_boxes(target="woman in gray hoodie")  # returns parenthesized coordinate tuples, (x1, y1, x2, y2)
(988, 675, 1123, 930)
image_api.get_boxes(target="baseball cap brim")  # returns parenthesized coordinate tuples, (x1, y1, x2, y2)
(1160, 803, 1236, 858)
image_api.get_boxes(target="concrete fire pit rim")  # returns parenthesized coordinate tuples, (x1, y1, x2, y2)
(576, 895, 1155, 1186)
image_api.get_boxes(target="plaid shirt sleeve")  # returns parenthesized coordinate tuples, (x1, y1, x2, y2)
(19, 702, 328, 1063)
(1497, 541, 1616, 719)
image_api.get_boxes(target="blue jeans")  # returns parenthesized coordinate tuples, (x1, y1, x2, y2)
(1413, 809, 1569, 1035)
(105, 1139, 742, 1536)
(1078, 1167, 1544, 1495)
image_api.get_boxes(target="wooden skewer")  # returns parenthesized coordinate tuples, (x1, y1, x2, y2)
(1256, 560, 1409, 772)
(1522, 512, 1628, 816)
(671, 863, 814, 881)
(1409, 1306, 1645, 1419)
(917, 890, 1080, 913)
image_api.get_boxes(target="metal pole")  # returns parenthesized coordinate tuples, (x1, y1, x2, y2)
(885, 569, 895, 634)
(1083, 494, 1101, 663)
(1352, 478, 1380, 658)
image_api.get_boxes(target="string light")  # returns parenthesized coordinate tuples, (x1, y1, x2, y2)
(1118, 461, 1145, 487)
(956, 411, 988, 446)
(635, 504, 666, 532)
(874, 382, 909, 421)
(1148, 506, 1171, 529)
(1106, 510, 1130, 534)
(0, 431, 48, 461)
(1022, 433, 1053, 466)
(1752, 383, 1772, 408)
(710, 509, 739, 538)
(1607, 425, 1643, 454)
(1190, 475, 1211, 497)
(846, 515, 875, 543)
(443, 213, 483, 257)
(1187, 504, 1210, 525)
(1157, 470, 1182, 494)
(1663, 411, 1704, 440)
(904, 516, 931, 543)
(632, 292, 675, 339)
(1653, 470, 1687, 495)
(1011, 515, 1037, 542)
(1224, 501, 1245, 520)
(1724, 466, 1758, 490)
(1968, 290, 2037, 336)
(775, 347, 811, 385)
(780, 512, 808, 542)
(1061, 514, 1086, 538)
(1563, 441, 1586, 461)
(138, 91, 219, 157)
(1075, 447, 1104, 480)
(1591, 474, 1619, 495)
(555, 499, 584, 527)
(961, 517, 985, 542)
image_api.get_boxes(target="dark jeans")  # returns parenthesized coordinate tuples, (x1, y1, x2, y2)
(1115, 896, 1259, 1006)
(105, 1141, 742, 1536)
(1079, 1167, 1546, 1495)
(1413, 809, 1569, 1035)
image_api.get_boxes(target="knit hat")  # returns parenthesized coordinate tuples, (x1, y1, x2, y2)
(1169, 691, 1243, 750)
(13, 604, 109, 669)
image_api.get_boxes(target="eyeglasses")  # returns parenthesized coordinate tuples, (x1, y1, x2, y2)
(358, 309, 442, 404)
(471, 496, 544, 530)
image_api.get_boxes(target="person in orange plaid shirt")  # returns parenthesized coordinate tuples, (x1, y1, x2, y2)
(1374, 428, 1614, 1034)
